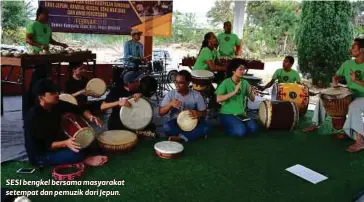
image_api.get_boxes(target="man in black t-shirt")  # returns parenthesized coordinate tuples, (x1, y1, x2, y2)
(24, 79, 107, 167)
(64, 62, 102, 112)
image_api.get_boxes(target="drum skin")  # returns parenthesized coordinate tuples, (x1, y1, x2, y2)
(59, 94, 78, 105)
(177, 110, 198, 132)
(191, 70, 214, 91)
(119, 97, 153, 130)
(276, 83, 309, 116)
(259, 100, 299, 131)
(154, 141, 184, 159)
(61, 113, 95, 149)
(97, 130, 138, 152)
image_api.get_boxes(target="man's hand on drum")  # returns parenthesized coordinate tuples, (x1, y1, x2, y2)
(133, 93, 142, 101)
(64, 137, 81, 153)
(119, 98, 132, 108)
(170, 99, 182, 109)
(188, 110, 199, 119)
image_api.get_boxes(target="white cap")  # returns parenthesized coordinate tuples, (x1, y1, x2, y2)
(131, 29, 142, 35)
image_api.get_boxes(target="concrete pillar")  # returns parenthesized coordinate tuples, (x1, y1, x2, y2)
(233, 1, 246, 39)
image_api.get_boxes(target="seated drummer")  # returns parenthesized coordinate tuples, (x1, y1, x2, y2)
(159, 70, 211, 142)
(304, 38, 364, 152)
(24, 79, 107, 167)
(260, 56, 301, 91)
(193, 32, 226, 72)
(100, 71, 143, 130)
(64, 62, 102, 113)
(216, 58, 258, 137)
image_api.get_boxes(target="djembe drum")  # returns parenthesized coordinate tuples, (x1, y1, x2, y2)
(191, 70, 214, 92)
(320, 87, 352, 131)
(275, 83, 309, 116)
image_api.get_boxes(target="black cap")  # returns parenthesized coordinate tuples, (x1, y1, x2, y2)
(122, 71, 144, 84)
(33, 79, 60, 96)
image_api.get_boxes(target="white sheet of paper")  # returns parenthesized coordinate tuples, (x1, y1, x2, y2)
(286, 164, 328, 184)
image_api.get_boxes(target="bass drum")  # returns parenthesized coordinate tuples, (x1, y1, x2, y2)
(140, 76, 158, 98)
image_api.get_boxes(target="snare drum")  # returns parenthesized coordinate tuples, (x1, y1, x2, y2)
(86, 78, 106, 97)
(191, 70, 214, 91)
(59, 94, 78, 105)
(275, 83, 309, 116)
(177, 110, 198, 132)
(97, 130, 138, 152)
(320, 87, 352, 130)
(259, 100, 299, 131)
(154, 141, 184, 159)
(61, 113, 95, 149)
(119, 97, 153, 130)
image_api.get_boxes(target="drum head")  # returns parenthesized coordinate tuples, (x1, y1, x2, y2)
(258, 100, 272, 128)
(177, 110, 198, 132)
(75, 128, 95, 149)
(321, 87, 352, 99)
(97, 130, 137, 146)
(86, 78, 106, 97)
(119, 98, 153, 130)
(154, 141, 184, 154)
(59, 94, 78, 105)
(191, 70, 214, 78)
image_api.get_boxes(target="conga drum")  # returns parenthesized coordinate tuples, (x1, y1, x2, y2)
(259, 100, 299, 131)
(154, 141, 184, 159)
(119, 97, 153, 130)
(320, 87, 352, 130)
(59, 94, 78, 105)
(275, 83, 309, 116)
(191, 70, 214, 91)
(177, 110, 198, 132)
(97, 130, 138, 152)
(85, 78, 107, 97)
(61, 113, 95, 149)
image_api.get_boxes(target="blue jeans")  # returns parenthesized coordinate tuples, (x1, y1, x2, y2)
(37, 149, 85, 166)
(163, 119, 211, 142)
(219, 114, 258, 137)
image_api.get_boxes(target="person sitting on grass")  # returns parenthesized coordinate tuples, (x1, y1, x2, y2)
(24, 79, 107, 167)
(216, 58, 258, 137)
(159, 70, 211, 142)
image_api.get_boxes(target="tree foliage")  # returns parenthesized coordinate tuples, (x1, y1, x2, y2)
(1, 0, 27, 30)
(206, 0, 233, 27)
(296, 1, 353, 86)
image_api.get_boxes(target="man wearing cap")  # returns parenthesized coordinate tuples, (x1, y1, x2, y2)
(24, 79, 107, 167)
(124, 29, 145, 68)
(101, 71, 144, 130)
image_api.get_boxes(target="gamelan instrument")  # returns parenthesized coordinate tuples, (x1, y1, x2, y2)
(154, 141, 184, 159)
(274, 83, 309, 116)
(119, 97, 153, 130)
(59, 93, 78, 105)
(259, 100, 299, 131)
(97, 130, 138, 152)
(320, 87, 352, 131)
(181, 56, 196, 67)
(61, 113, 95, 149)
(52, 163, 85, 181)
(177, 110, 198, 132)
(191, 70, 214, 91)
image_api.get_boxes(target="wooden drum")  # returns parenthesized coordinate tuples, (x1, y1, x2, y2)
(61, 113, 95, 149)
(97, 130, 138, 152)
(191, 70, 214, 92)
(320, 87, 352, 130)
(275, 83, 309, 116)
(259, 100, 299, 131)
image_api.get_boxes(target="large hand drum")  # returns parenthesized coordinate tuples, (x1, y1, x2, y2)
(86, 78, 106, 97)
(119, 97, 153, 130)
(97, 130, 138, 152)
(177, 110, 198, 132)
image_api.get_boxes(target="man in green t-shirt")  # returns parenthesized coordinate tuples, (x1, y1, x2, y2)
(304, 38, 364, 152)
(260, 56, 301, 91)
(24, 7, 68, 115)
(215, 58, 258, 137)
(217, 21, 241, 59)
(26, 7, 67, 52)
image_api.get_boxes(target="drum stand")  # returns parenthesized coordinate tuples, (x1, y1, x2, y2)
(152, 56, 173, 100)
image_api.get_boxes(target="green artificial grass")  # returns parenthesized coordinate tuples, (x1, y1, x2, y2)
(1, 112, 364, 202)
